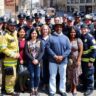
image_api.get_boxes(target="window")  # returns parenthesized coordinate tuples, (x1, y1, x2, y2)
(80, 0, 85, 3)
(67, 0, 71, 4)
(75, 0, 79, 3)
(71, 0, 75, 3)
(80, 6, 85, 12)
(86, 0, 92, 3)
(67, 6, 71, 12)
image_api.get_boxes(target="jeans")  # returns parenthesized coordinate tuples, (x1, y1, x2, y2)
(49, 62, 67, 94)
(28, 63, 40, 89)
(43, 58, 49, 85)
(81, 61, 94, 90)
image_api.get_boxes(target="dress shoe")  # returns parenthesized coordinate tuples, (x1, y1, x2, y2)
(60, 92, 67, 96)
(49, 93, 55, 96)
(84, 89, 93, 96)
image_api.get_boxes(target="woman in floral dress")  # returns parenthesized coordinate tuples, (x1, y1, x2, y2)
(67, 27, 83, 96)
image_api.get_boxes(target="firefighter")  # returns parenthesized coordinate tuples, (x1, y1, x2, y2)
(84, 14, 95, 36)
(81, 23, 96, 96)
(2, 16, 9, 31)
(0, 16, 5, 93)
(1, 18, 20, 95)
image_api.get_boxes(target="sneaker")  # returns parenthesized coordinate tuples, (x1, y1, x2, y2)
(49, 93, 55, 96)
(84, 89, 93, 96)
(60, 92, 67, 96)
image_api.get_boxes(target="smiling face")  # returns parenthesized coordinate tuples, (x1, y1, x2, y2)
(41, 25, 49, 36)
(55, 24, 62, 34)
(31, 30, 38, 40)
(18, 28, 26, 38)
(81, 27, 88, 35)
(70, 29, 76, 39)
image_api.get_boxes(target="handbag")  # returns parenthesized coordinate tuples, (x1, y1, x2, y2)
(18, 64, 29, 75)
(68, 58, 73, 66)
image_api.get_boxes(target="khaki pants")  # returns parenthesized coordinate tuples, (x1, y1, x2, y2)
(5, 65, 16, 93)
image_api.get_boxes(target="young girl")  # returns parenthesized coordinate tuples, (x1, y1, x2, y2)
(25, 29, 44, 96)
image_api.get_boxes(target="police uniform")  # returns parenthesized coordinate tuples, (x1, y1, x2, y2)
(16, 13, 26, 30)
(74, 12, 83, 36)
(1, 18, 19, 94)
(81, 24, 96, 96)
(33, 13, 43, 28)
(63, 16, 74, 37)
(45, 15, 54, 33)
(24, 15, 34, 40)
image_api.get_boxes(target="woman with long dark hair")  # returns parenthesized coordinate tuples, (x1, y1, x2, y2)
(25, 29, 44, 96)
(67, 27, 83, 96)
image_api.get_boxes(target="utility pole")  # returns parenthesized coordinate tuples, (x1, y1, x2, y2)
(15, 0, 16, 18)
(30, 0, 32, 14)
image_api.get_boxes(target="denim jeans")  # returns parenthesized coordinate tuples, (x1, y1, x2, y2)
(28, 63, 40, 89)
(49, 62, 67, 94)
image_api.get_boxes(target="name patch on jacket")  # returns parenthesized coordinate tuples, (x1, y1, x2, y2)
(9, 39, 15, 43)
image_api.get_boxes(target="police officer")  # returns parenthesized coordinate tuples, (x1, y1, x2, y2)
(84, 14, 95, 36)
(62, 14, 68, 26)
(45, 15, 54, 33)
(74, 12, 83, 38)
(33, 13, 43, 28)
(1, 18, 19, 95)
(81, 24, 96, 96)
(16, 13, 26, 30)
(24, 15, 34, 40)
(63, 16, 74, 37)
(62, 14, 68, 36)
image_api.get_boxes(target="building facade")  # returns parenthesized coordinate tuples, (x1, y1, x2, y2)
(5, 0, 20, 17)
(0, 0, 4, 16)
(43, 0, 66, 11)
(67, 0, 96, 13)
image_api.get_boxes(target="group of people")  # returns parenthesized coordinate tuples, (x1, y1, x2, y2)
(0, 11, 96, 96)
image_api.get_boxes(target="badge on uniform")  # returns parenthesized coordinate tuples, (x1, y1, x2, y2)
(92, 39, 96, 44)
(84, 39, 87, 42)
